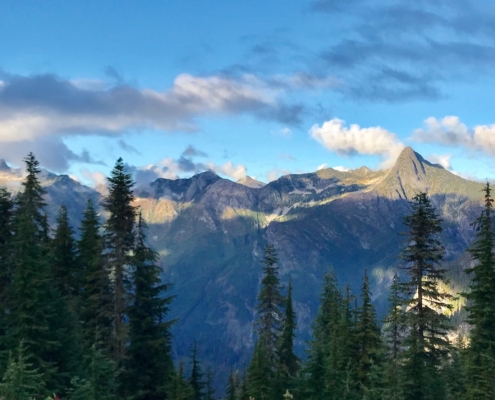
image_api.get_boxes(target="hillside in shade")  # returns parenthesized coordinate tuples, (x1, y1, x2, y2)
(0, 147, 484, 382)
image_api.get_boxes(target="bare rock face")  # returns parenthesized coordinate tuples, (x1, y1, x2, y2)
(0, 148, 483, 386)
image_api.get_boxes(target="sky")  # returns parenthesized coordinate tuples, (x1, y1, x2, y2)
(2, 0, 495, 187)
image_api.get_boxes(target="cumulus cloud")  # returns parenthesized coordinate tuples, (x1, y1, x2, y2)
(182, 145, 208, 157)
(412, 116, 495, 156)
(426, 153, 452, 170)
(0, 72, 304, 143)
(333, 166, 350, 172)
(0, 71, 309, 172)
(206, 161, 247, 181)
(310, 118, 405, 167)
(118, 139, 141, 155)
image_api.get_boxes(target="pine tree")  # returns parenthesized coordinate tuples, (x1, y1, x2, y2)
(304, 270, 346, 400)
(78, 199, 112, 351)
(0, 188, 13, 367)
(382, 274, 404, 400)
(123, 213, 175, 399)
(356, 270, 382, 394)
(51, 205, 79, 305)
(67, 343, 118, 400)
(463, 182, 495, 398)
(168, 362, 194, 400)
(102, 157, 136, 362)
(203, 367, 215, 400)
(9, 153, 57, 384)
(399, 192, 452, 400)
(247, 244, 284, 399)
(226, 369, 237, 400)
(189, 342, 204, 400)
(277, 277, 299, 383)
(0, 340, 46, 400)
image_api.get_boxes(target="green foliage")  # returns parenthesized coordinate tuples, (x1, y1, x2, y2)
(122, 213, 175, 399)
(203, 367, 216, 400)
(399, 192, 452, 400)
(67, 343, 117, 400)
(463, 182, 495, 397)
(102, 157, 136, 362)
(78, 199, 112, 352)
(0, 341, 46, 400)
(356, 270, 382, 392)
(382, 274, 404, 400)
(276, 277, 299, 395)
(188, 342, 204, 400)
(51, 206, 79, 305)
(248, 244, 284, 399)
(168, 362, 194, 400)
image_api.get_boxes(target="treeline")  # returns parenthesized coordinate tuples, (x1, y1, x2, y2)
(1, 154, 495, 399)
(227, 189, 495, 400)
(0, 154, 195, 399)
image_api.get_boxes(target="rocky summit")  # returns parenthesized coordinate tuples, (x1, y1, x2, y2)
(0, 147, 484, 379)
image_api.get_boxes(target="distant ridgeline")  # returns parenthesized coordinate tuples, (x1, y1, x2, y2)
(0, 148, 493, 398)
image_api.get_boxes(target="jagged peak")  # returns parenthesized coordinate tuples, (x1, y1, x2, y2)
(0, 159, 10, 171)
(236, 176, 266, 189)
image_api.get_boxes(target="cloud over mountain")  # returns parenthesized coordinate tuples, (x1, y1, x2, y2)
(310, 118, 404, 167)
(413, 116, 495, 156)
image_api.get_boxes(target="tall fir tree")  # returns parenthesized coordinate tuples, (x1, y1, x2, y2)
(67, 343, 118, 400)
(247, 244, 284, 400)
(203, 367, 215, 400)
(277, 277, 299, 380)
(382, 274, 404, 400)
(303, 270, 348, 400)
(226, 369, 237, 400)
(123, 213, 175, 400)
(51, 205, 79, 307)
(0, 188, 13, 367)
(399, 192, 452, 400)
(102, 157, 136, 362)
(9, 153, 57, 385)
(463, 182, 495, 398)
(188, 342, 204, 400)
(356, 270, 382, 395)
(0, 341, 46, 400)
(77, 199, 112, 352)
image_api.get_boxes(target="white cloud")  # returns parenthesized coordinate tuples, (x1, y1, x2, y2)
(333, 166, 350, 172)
(426, 153, 452, 170)
(81, 169, 108, 195)
(205, 161, 247, 181)
(310, 118, 405, 167)
(412, 116, 495, 156)
(317, 163, 328, 170)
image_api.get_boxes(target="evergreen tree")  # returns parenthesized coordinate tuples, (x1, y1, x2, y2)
(226, 369, 237, 400)
(68, 343, 118, 400)
(51, 205, 79, 306)
(203, 367, 215, 400)
(78, 199, 112, 351)
(189, 342, 204, 400)
(463, 182, 495, 398)
(102, 157, 136, 362)
(399, 192, 452, 400)
(247, 244, 284, 400)
(168, 362, 194, 400)
(0, 188, 13, 366)
(123, 213, 175, 400)
(9, 153, 57, 384)
(382, 274, 404, 400)
(277, 277, 299, 383)
(0, 341, 46, 400)
(356, 270, 382, 394)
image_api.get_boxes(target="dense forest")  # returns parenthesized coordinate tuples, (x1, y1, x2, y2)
(0, 153, 494, 399)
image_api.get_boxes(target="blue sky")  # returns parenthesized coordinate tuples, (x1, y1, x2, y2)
(2, 0, 495, 186)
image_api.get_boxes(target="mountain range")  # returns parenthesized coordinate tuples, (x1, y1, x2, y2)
(0, 147, 484, 383)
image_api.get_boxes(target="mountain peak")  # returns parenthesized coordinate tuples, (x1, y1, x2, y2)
(236, 176, 265, 189)
(0, 159, 10, 171)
